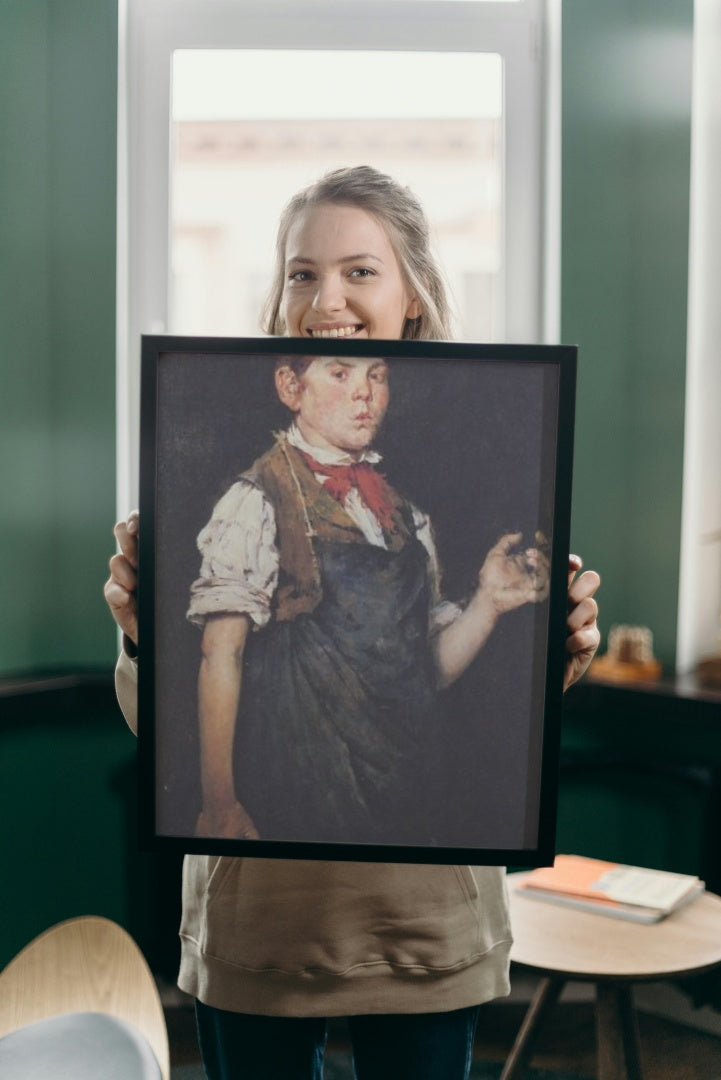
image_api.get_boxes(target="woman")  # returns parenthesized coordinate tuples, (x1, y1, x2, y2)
(106, 166, 600, 1080)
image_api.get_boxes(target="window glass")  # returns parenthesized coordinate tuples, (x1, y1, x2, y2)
(170, 50, 503, 340)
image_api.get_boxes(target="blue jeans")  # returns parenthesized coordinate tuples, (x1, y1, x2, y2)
(195, 1000, 481, 1080)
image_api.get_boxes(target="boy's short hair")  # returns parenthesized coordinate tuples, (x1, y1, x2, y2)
(274, 355, 314, 378)
(262, 166, 454, 342)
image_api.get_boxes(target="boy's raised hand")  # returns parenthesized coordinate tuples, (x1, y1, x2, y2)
(104, 510, 140, 646)
(476, 533, 600, 691)
(477, 532, 550, 614)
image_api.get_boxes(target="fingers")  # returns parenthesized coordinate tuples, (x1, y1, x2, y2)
(516, 543, 550, 600)
(566, 591, 599, 635)
(105, 511, 140, 644)
(494, 533, 550, 577)
(104, 563, 136, 607)
(113, 510, 139, 568)
(105, 546, 138, 620)
(533, 530, 551, 556)
(565, 585, 601, 695)
(523, 546, 549, 570)
(486, 532, 523, 561)
(108, 511, 140, 594)
(568, 553, 583, 586)
(103, 576, 139, 643)
(564, 564, 600, 687)
(568, 568, 601, 609)
(108, 550, 137, 590)
(566, 572, 600, 667)
(563, 626, 601, 690)
(566, 623, 601, 657)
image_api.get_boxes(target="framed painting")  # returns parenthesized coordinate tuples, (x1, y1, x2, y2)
(138, 336, 576, 864)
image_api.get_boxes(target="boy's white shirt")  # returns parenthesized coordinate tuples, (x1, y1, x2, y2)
(186, 424, 461, 632)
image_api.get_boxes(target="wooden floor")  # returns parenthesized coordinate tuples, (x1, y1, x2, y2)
(166, 995, 721, 1078)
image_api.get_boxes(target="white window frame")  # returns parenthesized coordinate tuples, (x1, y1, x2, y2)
(676, 0, 721, 674)
(116, 0, 559, 510)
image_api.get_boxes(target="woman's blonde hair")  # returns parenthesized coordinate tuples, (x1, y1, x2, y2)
(261, 165, 454, 341)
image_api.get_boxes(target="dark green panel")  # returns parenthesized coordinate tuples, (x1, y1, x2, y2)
(0, 686, 132, 967)
(0, 678, 185, 977)
(556, 772, 707, 876)
(559, 682, 721, 889)
(562, 0, 693, 668)
(47, 0, 118, 667)
(0, 1, 56, 669)
(0, 0, 118, 673)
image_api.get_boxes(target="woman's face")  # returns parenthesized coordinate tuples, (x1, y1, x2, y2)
(280, 203, 421, 341)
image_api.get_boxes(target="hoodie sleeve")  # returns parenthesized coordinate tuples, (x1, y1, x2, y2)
(115, 646, 138, 736)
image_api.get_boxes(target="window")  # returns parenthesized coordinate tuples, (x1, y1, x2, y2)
(169, 49, 503, 340)
(118, 0, 557, 508)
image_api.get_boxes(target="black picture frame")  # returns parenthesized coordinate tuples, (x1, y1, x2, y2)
(138, 335, 576, 865)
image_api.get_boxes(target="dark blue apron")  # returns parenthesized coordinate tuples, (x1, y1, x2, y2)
(234, 532, 440, 847)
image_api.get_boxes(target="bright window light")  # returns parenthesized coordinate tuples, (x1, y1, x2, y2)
(173, 50, 502, 121)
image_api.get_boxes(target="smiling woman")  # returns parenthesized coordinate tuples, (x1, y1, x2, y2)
(263, 167, 449, 341)
(281, 205, 421, 340)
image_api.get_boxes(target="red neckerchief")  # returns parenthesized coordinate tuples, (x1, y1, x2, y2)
(299, 450, 397, 533)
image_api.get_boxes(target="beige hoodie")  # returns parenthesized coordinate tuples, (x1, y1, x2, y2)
(116, 650, 512, 1016)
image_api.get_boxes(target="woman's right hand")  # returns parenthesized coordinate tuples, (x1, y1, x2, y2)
(104, 510, 139, 646)
(195, 799, 260, 840)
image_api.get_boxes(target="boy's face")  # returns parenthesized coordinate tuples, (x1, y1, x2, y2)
(275, 357, 390, 457)
(280, 203, 421, 340)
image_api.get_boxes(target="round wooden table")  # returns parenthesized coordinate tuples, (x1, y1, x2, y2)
(503, 872, 721, 1080)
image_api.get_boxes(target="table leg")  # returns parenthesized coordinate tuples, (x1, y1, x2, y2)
(596, 982, 643, 1080)
(499, 976, 565, 1080)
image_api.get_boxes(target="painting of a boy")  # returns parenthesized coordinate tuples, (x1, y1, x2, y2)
(184, 352, 551, 848)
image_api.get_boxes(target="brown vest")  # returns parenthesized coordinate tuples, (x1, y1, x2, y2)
(243, 434, 413, 622)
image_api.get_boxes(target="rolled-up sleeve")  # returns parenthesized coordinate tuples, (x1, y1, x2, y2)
(413, 505, 463, 634)
(186, 480, 279, 628)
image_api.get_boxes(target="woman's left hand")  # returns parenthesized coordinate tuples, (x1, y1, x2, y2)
(564, 555, 601, 691)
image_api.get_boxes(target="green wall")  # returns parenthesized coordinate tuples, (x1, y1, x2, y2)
(0, 0, 118, 675)
(562, 0, 693, 669)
